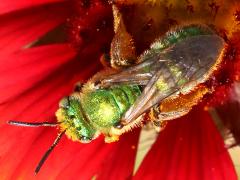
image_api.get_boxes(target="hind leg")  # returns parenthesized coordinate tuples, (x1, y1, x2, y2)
(101, 5, 138, 69)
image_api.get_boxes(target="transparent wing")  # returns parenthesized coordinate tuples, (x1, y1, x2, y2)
(99, 56, 168, 87)
(120, 35, 225, 125)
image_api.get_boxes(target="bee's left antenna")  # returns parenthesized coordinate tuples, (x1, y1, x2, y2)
(8, 120, 59, 127)
(8, 120, 64, 174)
(35, 130, 66, 174)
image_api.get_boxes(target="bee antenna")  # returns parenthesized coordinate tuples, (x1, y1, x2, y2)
(8, 120, 60, 127)
(35, 130, 66, 174)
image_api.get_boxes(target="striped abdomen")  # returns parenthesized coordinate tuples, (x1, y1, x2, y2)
(78, 85, 141, 132)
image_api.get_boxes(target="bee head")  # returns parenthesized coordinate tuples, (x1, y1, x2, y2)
(56, 94, 99, 143)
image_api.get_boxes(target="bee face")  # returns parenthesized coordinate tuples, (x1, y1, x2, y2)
(56, 95, 99, 143)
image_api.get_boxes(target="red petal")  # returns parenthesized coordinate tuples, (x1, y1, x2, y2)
(0, 44, 77, 104)
(0, 0, 66, 15)
(2, 129, 139, 179)
(134, 108, 237, 180)
(54, 130, 140, 180)
(97, 129, 140, 180)
(0, 59, 99, 124)
(8, 130, 104, 179)
(0, 55, 99, 180)
(0, 45, 75, 103)
(0, 2, 70, 57)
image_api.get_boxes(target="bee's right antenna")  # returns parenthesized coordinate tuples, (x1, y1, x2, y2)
(8, 120, 59, 127)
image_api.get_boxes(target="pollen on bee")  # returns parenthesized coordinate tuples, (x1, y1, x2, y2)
(160, 85, 209, 114)
(104, 134, 119, 143)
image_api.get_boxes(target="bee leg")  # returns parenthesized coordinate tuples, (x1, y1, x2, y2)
(152, 120, 168, 132)
(145, 106, 167, 132)
(149, 107, 191, 132)
(99, 72, 152, 88)
(157, 108, 191, 121)
(137, 104, 190, 132)
(98, 58, 161, 88)
(110, 5, 137, 69)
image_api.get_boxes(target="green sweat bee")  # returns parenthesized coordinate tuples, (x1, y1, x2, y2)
(8, 6, 226, 174)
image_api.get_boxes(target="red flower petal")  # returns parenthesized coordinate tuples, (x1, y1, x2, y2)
(54, 130, 140, 180)
(0, 55, 99, 179)
(0, 2, 70, 57)
(0, 0, 66, 15)
(1, 129, 139, 179)
(8, 130, 104, 179)
(134, 108, 237, 180)
(0, 44, 77, 104)
(97, 129, 140, 180)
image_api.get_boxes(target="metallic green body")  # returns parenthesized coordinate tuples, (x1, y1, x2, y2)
(58, 85, 141, 141)
(57, 25, 217, 142)
(81, 85, 141, 129)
